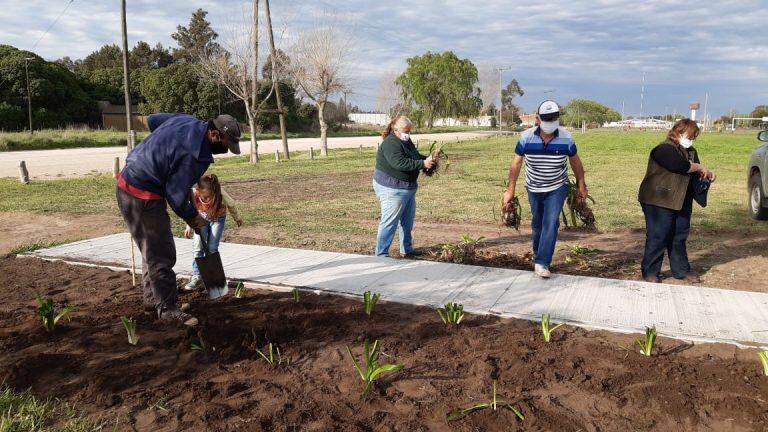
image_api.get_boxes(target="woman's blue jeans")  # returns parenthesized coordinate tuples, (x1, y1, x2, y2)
(373, 180, 417, 257)
(641, 199, 693, 279)
(192, 216, 226, 275)
(527, 184, 568, 266)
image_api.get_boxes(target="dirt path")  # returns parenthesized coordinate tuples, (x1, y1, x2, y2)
(0, 211, 123, 254)
(0, 132, 496, 179)
(1, 256, 766, 431)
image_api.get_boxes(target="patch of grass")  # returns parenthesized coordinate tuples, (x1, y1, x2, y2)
(0, 386, 107, 431)
(0, 130, 764, 252)
(0, 129, 149, 152)
(10, 239, 76, 255)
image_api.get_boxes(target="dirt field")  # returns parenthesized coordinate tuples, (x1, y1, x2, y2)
(1, 256, 767, 431)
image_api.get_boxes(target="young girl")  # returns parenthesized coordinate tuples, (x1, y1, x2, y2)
(183, 173, 243, 292)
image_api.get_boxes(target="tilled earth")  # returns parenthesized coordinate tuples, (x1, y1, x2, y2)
(1, 256, 767, 431)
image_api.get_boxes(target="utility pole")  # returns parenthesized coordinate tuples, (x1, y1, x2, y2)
(343, 91, 348, 127)
(264, 0, 289, 159)
(639, 71, 645, 120)
(120, 0, 134, 153)
(24, 57, 33, 134)
(497, 66, 511, 131)
(703, 92, 709, 131)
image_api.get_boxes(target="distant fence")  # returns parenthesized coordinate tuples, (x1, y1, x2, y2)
(102, 114, 149, 132)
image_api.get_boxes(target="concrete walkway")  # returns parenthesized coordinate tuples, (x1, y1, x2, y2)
(0, 131, 499, 179)
(24, 233, 768, 348)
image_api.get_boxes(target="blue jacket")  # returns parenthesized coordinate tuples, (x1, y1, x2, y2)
(121, 113, 213, 220)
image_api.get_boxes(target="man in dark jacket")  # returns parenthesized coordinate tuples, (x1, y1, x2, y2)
(116, 113, 241, 326)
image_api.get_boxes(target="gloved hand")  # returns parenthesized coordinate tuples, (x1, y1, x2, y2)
(185, 214, 207, 232)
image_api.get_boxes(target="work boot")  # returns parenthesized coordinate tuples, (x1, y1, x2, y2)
(680, 271, 701, 284)
(157, 305, 198, 327)
(145, 302, 190, 313)
(642, 274, 661, 283)
(183, 275, 204, 292)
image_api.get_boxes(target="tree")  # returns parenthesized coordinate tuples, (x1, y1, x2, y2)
(500, 79, 524, 125)
(152, 43, 174, 68)
(0, 45, 98, 130)
(751, 105, 768, 119)
(79, 44, 123, 71)
(560, 99, 621, 127)
(139, 63, 218, 119)
(290, 18, 352, 156)
(261, 48, 291, 80)
(172, 9, 222, 63)
(130, 41, 154, 69)
(397, 51, 482, 128)
(54, 56, 77, 72)
(376, 71, 408, 118)
(199, 1, 274, 163)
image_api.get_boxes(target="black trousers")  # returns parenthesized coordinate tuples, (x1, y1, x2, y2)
(641, 198, 693, 279)
(116, 187, 178, 309)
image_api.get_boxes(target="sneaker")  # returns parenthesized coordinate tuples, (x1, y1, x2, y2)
(183, 276, 204, 292)
(144, 302, 191, 313)
(158, 306, 198, 327)
(534, 263, 551, 278)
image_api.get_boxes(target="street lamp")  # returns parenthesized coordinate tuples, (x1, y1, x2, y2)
(24, 57, 34, 134)
(497, 66, 512, 131)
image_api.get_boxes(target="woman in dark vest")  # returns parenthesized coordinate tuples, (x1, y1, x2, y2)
(638, 119, 716, 283)
(372, 116, 435, 257)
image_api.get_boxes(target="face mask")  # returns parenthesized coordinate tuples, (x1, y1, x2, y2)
(210, 133, 229, 154)
(399, 132, 411, 142)
(539, 120, 559, 134)
(679, 136, 694, 148)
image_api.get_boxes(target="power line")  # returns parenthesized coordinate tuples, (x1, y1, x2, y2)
(31, 0, 75, 51)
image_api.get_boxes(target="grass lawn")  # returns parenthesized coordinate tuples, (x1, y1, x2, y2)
(0, 125, 492, 152)
(0, 386, 105, 431)
(0, 130, 763, 247)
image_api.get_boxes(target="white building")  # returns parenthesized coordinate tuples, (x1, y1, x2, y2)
(603, 118, 673, 129)
(347, 113, 390, 126)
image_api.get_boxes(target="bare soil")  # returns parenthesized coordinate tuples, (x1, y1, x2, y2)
(1, 256, 767, 431)
(0, 211, 122, 255)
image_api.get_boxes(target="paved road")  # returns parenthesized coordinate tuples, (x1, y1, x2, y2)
(0, 131, 501, 179)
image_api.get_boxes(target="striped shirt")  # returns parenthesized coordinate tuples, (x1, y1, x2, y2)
(514, 126, 577, 193)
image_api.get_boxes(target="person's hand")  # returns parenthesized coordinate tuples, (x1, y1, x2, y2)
(423, 159, 436, 170)
(503, 188, 516, 205)
(707, 170, 716, 182)
(186, 214, 207, 231)
(577, 183, 588, 200)
(183, 226, 193, 239)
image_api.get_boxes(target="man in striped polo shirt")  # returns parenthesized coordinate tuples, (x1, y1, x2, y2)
(502, 100, 588, 278)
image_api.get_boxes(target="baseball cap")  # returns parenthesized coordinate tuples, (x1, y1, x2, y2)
(537, 100, 560, 121)
(212, 114, 242, 154)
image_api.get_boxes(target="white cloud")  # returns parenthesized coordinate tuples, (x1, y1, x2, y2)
(0, 0, 765, 115)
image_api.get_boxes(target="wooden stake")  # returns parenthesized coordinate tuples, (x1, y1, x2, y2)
(129, 237, 137, 286)
(275, 149, 280, 162)
(18, 160, 29, 184)
(113, 157, 120, 178)
(359, 144, 363, 154)
(309, 147, 314, 160)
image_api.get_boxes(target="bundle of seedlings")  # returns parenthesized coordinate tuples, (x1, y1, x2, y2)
(501, 196, 522, 230)
(422, 141, 450, 177)
(562, 176, 597, 231)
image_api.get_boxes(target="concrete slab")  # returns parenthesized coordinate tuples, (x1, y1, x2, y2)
(24, 233, 768, 348)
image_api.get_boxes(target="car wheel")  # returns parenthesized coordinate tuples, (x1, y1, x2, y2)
(748, 172, 768, 220)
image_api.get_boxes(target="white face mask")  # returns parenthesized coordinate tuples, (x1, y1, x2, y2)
(399, 132, 411, 142)
(539, 120, 559, 134)
(679, 136, 694, 148)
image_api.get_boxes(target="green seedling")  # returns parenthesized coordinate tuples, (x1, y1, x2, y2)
(346, 339, 404, 401)
(569, 245, 598, 255)
(438, 302, 465, 326)
(439, 234, 485, 264)
(759, 351, 768, 376)
(447, 380, 524, 422)
(234, 282, 246, 298)
(36, 295, 73, 332)
(255, 342, 285, 365)
(636, 326, 657, 356)
(363, 291, 381, 316)
(120, 316, 139, 345)
(292, 288, 300, 303)
(190, 337, 206, 352)
(541, 314, 564, 343)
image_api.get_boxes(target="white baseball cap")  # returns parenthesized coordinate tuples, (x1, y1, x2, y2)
(537, 100, 560, 121)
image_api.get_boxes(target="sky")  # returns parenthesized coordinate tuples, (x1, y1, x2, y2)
(2, 0, 767, 118)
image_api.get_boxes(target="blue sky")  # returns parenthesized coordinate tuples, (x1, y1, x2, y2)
(2, 0, 767, 118)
